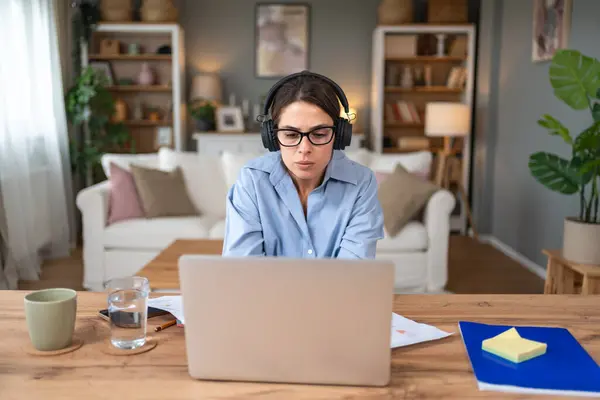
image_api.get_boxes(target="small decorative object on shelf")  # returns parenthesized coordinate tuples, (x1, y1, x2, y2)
(132, 101, 144, 121)
(137, 62, 155, 85)
(424, 65, 432, 86)
(148, 109, 161, 122)
(156, 45, 172, 55)
(400, 65, 413, 89)
(436, 34, 447, 57)
(112, 98, 127, 123)
(128, 43, 140, 55)
(100, 39, 119, 55)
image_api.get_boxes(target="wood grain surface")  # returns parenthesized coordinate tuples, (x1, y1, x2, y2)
(1, 291, 599, 399)
(138, 239, 223, 290)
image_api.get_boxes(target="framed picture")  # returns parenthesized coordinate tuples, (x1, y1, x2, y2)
(89, 61, 114, 85)
(255, 3, 310, 78)
(532, 0, 572, 62)
(216, 106, 245, 132)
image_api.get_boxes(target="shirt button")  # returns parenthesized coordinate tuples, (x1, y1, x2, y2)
(307, 249, 313, 255)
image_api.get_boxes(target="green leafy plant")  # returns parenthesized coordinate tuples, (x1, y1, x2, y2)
(188, 99, 216, 122)
(65, 66, 134, 183)
(528, 49, 600, 224)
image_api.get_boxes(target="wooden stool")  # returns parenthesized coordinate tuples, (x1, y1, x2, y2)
(543, 249, 600, 295)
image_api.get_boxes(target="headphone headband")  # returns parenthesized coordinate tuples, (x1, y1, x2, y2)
(261, 70, 350, 118)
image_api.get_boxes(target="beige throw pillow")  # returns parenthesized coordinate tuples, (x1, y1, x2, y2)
(130, 165, 198, 218)
(377, 163, 439, 237)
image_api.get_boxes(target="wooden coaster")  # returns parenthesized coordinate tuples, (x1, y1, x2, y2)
(100, 337, 157, 356)
(23, 338, 83, 356)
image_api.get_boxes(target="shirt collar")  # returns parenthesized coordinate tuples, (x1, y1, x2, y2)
(245, 150, 358, 187)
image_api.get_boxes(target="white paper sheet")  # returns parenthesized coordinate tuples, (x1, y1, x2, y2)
(147, 296, 185, 323)
(390, 313, 453, 348)
(147, 297, 453, 348)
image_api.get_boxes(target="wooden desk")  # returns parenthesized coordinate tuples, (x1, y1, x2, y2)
(138, 239, 224, 290)
(2, 291, 599, 399)
(543, 249, 600, 295)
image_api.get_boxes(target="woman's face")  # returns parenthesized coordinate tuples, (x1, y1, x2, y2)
(276, 100, 335, 185)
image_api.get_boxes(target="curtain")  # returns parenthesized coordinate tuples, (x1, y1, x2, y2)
(0, 0, 74, 288)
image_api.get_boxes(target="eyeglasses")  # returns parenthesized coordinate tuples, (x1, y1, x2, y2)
(274, 126, 335, 147)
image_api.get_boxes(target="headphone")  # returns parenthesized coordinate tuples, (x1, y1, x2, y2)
(259, 70, 353, 152)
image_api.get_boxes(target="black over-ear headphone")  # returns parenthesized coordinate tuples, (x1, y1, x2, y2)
(259, 70, 353, 152)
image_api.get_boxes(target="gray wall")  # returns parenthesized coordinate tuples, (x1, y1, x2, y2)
(180, 0, 380, 137)
(476, 0, 600, 266)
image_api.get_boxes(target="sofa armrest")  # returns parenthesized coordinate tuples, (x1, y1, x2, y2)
(423, 189, 456, 292)
(76, 181, 110, 289)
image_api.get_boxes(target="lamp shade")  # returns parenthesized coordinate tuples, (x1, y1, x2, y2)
(424, 102, 470, 137)
(190, 73, 222, 103)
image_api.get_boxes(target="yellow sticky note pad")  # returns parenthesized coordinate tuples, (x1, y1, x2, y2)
(482, 328, 547, 363)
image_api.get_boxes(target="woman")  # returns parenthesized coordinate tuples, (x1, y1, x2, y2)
(222, 71, 384, 259)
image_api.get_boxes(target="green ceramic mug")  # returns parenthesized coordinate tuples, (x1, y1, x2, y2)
(24, 288, 77, 351)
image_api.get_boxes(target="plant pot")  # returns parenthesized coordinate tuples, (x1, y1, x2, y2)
(562, 217, 600, 265)
(195, 119, 214, 132)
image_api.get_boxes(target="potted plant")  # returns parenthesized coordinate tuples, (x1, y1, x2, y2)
(65, 66, 134, 186)
(528, 49, 600, 265)
(188, 99, 216, 131)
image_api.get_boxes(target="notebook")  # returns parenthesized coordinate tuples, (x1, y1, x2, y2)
(459, 321, 600, 397)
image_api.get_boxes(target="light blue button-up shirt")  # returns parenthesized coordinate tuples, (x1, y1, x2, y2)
(222, 150, 384, 259)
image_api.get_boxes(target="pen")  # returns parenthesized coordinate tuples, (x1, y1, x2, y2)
(154, 319, 177, 332)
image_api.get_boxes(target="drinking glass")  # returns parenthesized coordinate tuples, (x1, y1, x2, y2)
(104, 276, 150, 350)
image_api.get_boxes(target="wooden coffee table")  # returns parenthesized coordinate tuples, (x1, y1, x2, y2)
(138, 239, 223, 291)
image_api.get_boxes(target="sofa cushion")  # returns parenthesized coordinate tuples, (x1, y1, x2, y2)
(107, 162, 145, 225)
(377, 221, 428, 252)
(131, 165, 198, 218)
(159, 148, 228, 218)
(104, 215, 221, 249)
(378, 164, 439, 237)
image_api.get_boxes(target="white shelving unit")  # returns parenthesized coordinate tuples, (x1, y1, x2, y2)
(370, 24, 476, 234)
(82, 22, 186, 152)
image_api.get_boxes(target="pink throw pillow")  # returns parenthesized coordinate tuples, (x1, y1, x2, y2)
(107, 162, 145, 224)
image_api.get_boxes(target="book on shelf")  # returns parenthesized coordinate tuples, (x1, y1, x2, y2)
(447, 66, 468, 89)
(385, 101, 421, 124)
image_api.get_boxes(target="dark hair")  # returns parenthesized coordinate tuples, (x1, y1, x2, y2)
(270, 74, 340, 126)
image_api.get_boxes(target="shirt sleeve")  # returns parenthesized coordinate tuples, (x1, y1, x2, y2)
(336, 170, 385, 259)
(222, 169, 266, 257)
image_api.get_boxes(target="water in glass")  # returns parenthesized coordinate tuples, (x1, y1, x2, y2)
(105, 276, 149, 350)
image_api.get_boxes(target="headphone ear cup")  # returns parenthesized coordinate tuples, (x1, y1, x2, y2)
(261, 119, 278, 152)
(334, 118, 352, 150)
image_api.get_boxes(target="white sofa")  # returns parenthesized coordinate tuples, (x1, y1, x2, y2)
(76, 148, 455, 293)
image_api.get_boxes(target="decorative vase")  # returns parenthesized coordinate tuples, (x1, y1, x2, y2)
(137, 62, 155, 86)
(562, 218, 600, 265)
(112, 98, 127, 122)
(377, 0, 413, 25)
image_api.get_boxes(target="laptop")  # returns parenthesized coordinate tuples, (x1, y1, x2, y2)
(178, 255, 395, 387)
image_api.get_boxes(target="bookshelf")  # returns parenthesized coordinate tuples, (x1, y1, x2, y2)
(370, 24, 476, 234)
(81, 22, 186, 154)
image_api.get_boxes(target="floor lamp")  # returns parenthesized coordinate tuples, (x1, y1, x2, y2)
(424, 102, 478, 239)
